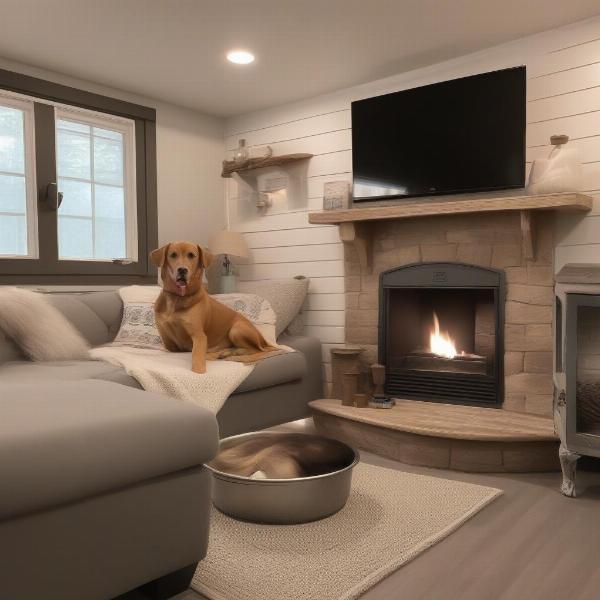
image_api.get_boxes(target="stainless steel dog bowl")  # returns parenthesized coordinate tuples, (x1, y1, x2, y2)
(206, 432, 359, 524)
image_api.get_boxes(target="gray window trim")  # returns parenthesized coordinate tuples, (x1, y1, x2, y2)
(0, 67, 158, 284)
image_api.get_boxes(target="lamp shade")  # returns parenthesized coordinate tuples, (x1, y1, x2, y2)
(208, 230, 249, 260)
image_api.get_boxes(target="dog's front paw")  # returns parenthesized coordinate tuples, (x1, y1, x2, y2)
(192, 364, 206, 374)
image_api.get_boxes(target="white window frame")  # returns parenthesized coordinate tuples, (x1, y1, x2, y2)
(54, 106, 138, 262)
(0, 93, 38, 259)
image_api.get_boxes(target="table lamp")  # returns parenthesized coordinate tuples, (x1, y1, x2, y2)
(208, 230, 249, 293)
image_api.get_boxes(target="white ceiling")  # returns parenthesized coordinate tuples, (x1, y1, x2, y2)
(1, 0, 599, 117)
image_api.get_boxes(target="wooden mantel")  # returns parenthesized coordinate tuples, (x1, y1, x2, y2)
(308, 192, 592, 272)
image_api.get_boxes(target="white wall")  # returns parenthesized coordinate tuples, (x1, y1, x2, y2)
(0, 57, 225, 248)
(224, 15, 600, 390)
(155, 104, 224, 245)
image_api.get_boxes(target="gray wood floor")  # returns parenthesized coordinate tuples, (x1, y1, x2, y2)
(174, 419, 600, 600)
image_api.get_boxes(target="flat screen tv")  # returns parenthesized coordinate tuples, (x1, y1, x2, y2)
(351, 66, 526, 202)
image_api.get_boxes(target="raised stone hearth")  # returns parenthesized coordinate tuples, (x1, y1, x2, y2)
(310, 399, 560, 472)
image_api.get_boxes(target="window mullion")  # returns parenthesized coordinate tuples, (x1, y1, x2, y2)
(33, 102, 58, 268)
(90, 129, 96, 258)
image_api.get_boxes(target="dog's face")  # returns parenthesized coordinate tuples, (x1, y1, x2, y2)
(150, 241, 213, 297)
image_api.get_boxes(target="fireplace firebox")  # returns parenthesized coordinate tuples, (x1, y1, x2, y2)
(379, 263, 505, 406)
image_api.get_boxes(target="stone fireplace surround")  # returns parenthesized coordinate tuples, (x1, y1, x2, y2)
(343, 210, 556, 416)
(309, 193, 593, 418)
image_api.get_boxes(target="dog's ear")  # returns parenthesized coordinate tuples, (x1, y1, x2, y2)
(198, 245, 214, 269)
(150, 243, 170, 268)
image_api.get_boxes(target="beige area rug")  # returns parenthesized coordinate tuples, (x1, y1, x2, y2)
(192, 463, 502, 600)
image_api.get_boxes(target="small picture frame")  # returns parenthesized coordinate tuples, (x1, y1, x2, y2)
(323, 181, 351, 210)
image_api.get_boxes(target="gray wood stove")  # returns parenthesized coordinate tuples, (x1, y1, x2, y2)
(555, 264, 600, 497)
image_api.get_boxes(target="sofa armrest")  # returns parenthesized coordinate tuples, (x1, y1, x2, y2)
(0, 380, 219, 520)
(278, 333, 322, 358)
(277, 333, 323, 395)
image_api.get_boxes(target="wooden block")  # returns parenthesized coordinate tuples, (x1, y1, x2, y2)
(341, 371, 360, 406)
(353, 393, 369, 408)
(330, 347, 363, 401)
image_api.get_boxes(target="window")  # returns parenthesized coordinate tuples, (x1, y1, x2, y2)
(0, 96, 37, 258)
(56, 111, 136, 261)
(0, 67, 157, 284)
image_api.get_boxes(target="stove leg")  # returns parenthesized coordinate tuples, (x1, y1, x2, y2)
(559, 443, 580, 498)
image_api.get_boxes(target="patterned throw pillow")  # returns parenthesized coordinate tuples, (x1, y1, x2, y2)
(112, 303, 164, 349)
(111, 286, 162, 349)
(112, 286, 277, 349)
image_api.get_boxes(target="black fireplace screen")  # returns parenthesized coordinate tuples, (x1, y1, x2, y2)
(379, 263, 505, 406)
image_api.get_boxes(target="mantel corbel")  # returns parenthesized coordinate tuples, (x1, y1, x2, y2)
(339, 221, 372, 273)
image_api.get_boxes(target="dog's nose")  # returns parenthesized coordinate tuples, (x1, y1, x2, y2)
(177, 267, 188, 275)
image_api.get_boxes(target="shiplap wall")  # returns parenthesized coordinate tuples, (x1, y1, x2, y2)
(224, 16, 600, 392)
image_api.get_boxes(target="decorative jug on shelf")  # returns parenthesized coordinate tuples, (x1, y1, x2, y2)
(527, 134, 582, 195)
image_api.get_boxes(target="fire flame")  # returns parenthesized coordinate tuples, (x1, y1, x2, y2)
(429, 312, 457, 359)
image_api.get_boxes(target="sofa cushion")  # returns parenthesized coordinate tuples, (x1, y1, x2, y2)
(94, 352, 307, 394)
(0, 359, 131, 383)
(234, 349, 306, 394)
(47, 291, 123, 346)
(0, 380, 218, 520)
(0, 351, 306, 394)
(93, 367, 143, 389)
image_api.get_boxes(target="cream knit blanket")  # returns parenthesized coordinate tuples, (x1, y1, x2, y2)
(90, 346, 254, 414)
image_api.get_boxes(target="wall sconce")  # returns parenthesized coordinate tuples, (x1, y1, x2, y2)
(256, 171, 288, 209)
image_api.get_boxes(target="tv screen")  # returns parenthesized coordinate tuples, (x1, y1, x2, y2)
(351, 66, 526, 202)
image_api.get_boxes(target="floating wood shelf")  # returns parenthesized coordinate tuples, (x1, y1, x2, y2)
(308, 192, 592, 272)
(221, 153, 313, 178)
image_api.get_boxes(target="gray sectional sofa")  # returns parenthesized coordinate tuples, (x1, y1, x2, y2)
(0, 290, 322, 600)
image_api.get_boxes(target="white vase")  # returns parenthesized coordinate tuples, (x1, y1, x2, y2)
(527, 137, 582, 195)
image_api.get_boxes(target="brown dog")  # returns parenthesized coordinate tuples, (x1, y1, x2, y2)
(150, 240, 276, 374)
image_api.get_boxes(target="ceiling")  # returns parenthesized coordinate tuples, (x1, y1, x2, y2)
(1, 0, 599, 117)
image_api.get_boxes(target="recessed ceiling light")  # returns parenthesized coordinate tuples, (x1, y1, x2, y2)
(227, 50, 255, 65)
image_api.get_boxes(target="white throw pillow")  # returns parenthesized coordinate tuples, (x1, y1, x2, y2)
(113, 286, 277, 348)
(237, 277, 309, 337)
(215, 293, 277, 346)
(0, 287, 90, 361)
